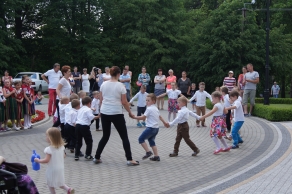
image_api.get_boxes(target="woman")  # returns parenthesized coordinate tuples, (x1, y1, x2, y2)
(177, 71, 191, 97)
(1, 70, 13, 86)
(154, 69, 166, 109)
(93, 66, 139, 166)
(102, 67, 111, 82)
(223, 70, 236, 92)
(165, 69, 176, 91)
(81, 68, 90, 94)
(238, 66, 247, 97)
(53, 66, 72, 127)
(89, 67, 99, 96)
(97, 68, 103, 88)
(138, 66, 151, 93)
(72, 66, 81, 93)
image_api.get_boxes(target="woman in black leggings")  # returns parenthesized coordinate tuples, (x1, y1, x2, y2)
(93, 66, 139, 166)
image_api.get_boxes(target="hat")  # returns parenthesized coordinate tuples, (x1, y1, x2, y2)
(229, 71, 234, 74)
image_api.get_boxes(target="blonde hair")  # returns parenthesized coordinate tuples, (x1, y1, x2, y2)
(60, 96, 69, 104)
(147, 93, 156, 103)
(70, 93, 79, 101)
(92, 91, 99, 96)
(178, 96, 188, 105)
(78, 90, 86, 97)
(211, 91, 222, 99)
(46, 127, 65, 148)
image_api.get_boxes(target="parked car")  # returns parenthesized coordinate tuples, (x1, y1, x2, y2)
(13, 72, 48, 92)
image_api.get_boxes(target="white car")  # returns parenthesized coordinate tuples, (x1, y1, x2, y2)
(13, 72, 48, 92)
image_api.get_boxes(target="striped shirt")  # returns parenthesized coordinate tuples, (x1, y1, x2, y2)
(223, 77, 236, 92)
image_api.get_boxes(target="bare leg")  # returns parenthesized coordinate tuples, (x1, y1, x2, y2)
(161, 99, 164, 109)
(244, 104, 248, 114)
(249, 105, 254, 114)
(60, 185, 69, 192)
(168, 112, 172, 122)
(48, 187, 56, 194)
(156, 98, 160, 109)
(151, 146, 158, 156)
(141, 142, 150, 152)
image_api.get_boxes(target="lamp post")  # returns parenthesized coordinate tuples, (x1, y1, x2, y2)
(263, 0, 270, 105)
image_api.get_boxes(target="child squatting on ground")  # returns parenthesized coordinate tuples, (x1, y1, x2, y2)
(129, 93, 168, 161)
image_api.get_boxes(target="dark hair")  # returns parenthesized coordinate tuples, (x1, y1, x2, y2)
(229, 90, 239, 98)
(14, 80, 21, 86)
(243, 66, 247, 69)
(158, 69, 162, 71)
(147, 93, 156, 103)
(110, 66, 121, 77)
(221, 86, 228, 94)
(71, 99, 80, 108)
(182, 71, 187, 74)
(82, 96, 92, 105)
(247, 63, 253, 66)
(53, 63, 60, 68)
(61, 65, 71, 75)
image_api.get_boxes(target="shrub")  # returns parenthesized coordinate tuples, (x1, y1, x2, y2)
(255, 98, 292, 104)
(206, 99, 213, 109)
(253, 104, 292, 121)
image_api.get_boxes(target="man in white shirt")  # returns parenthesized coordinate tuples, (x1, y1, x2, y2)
(271, 82, 280, 98)
(41, 63, 63, 116)
(125, 65, 134, 106)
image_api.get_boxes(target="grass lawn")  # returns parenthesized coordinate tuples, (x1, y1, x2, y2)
(267, 104, 292, 109)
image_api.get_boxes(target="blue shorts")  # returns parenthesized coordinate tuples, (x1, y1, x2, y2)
(137, 106, 146, 116)
(191, 101, 196, 105)
(138, 127, 159, 147)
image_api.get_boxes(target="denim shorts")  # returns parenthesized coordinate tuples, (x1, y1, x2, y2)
(191, 101, 196, 105)
(138, 127, 159, 147)
(137, 106, 146, 116)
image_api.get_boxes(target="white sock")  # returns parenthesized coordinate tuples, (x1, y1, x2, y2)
(48, 187, 56, 194)
(220, 138, 228, 148)
(24, 115, 29, 128)
(60, 184, 69, 191)
(212, 137, 221, 150)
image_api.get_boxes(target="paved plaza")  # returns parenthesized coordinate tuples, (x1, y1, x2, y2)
(1, 98, 292, 194)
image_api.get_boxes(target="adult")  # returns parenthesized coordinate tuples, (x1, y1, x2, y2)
(154, 69, 166, 109)
(242, 63, 259, 116)
(165, 69, 176, 91)
(89, 67, 99, 95)
(42, 63, 63, 117)
(177, 71, 191, 97)
(138, 66, 151, 93)
(72, 66, 81, 94)
(271, 82, 280, 98)
(97, 68, 103, 88)
(53, 66, 72, 127)
(1, 70, 13, 86)
(223, 70, 236, 92)
(237, 66, 247, 97)
(81, 68, 90, 94)
(125, 65, 134, 106)
(93, 66, 139, 166)
(119, 68, 131, 102)
(102, 67, 111, 82)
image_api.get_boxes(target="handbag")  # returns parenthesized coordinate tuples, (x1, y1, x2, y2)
(136, 81, 142, 87)
(2, 162, 28, 175)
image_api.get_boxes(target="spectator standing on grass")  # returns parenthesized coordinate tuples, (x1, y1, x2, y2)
(177, 71, 191, 97)
(125, 65, 134, 106)
(97, 68, 103, 88)
(242, 63, 259, 116)
(81, 68, 90, 94)
(42, 63, 63, 117)
(72, 66, 81, 94)
(271, 82, 280, 98)
(223, 71, 236, 92)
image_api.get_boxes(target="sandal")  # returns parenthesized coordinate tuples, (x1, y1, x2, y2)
(127, 160, 139, 166)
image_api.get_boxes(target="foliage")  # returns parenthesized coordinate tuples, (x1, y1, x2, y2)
(253, 104, 292, 121)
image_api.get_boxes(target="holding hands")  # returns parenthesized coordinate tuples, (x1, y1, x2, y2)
(164, 122, 170, 128)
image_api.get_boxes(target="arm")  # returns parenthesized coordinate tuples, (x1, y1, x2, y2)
(159, 115, 168, 125)
(129, 92, 140, 104)
(138, 74, 142, 82)
(132, 114, 146, 120)
(146, 74, 151, 82)
(157, 92, 167, 98)
(56, 83, 63, 99)
(3, 88, 14, 98)
(225, 105, 237, 110)
(189, 111, 200, 120)
(246, 77, 259, 84)
(168, 111, 184, 127)
(154, 76, 159, 84)
(189, 92, 197, 102)
(205, 91, 212, 102)
(41, 74, 49, 84)
(187, 80, 191, 94)
(200, 106, 218, 120)
(122, 93, 133, 115)
(34, 154, 51, 164)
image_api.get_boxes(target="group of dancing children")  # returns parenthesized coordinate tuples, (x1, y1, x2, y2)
(0, 76, 43, 132)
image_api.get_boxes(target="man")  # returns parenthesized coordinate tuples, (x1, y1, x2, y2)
(271, 82, 280, 98)
(119, 68, 131, 102)
(242, 63, 259, 116)
(223, 70, 236, 92)
(72, 66, 81, 93)
(125, 65, 134, 106)
(41, 63, 63, 116)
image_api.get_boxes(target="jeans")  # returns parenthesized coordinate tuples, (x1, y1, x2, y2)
(126, 89, 130, 102)
(273, 94, 278, 98)
(231, 121, 244, 146)
(138, 127, 159, 147)
(48, 89, 57, 116)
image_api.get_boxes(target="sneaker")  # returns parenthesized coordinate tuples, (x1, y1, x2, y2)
(231, 145, 239, 149)
(137, 122, 143, 127)
(130, 104, 134, 107)
(222, 147, 231, 152)
(68, 188, 75, 194)
(142, 151, 153, 160)
(4, 126, 11, 131)
(23, 127, 29, 130)
(141, 121, 146, 127)
(169, 152, 178, 157)
(213, 148, 223, 154)
(0, 128, 6, 132)
(74, 156, 79, 161)
(244, 114, 249, 117)
(79, 152, 84, 157)
(84, 155, 94, 160)
(192, 149, 200, 156)
(12, 126, 20, 131)
(93, 158, 102, 164)
(248, 113, 252, 117)
(238, 140, 244, 144)
(149, 156, 160, 161)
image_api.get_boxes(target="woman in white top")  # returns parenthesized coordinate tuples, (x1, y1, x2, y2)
(53, 66, 72, 127)
(81, 68, 90, 93)
(102, 67, 111, 81)
(93, 66, 139, 166)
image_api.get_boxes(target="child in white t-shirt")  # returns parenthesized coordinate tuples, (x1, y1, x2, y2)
(221, 86, 232, 133)
(59, 97, 69, 138)
(78, 90, 86, 107)
(91, 91, 101, 131)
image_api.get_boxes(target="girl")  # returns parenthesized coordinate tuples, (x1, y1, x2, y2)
(0, 80, 6, 132)
(15, 81, 24, 129)
(189, 83, 197, 112)
(157, 82, 183, 122)
(22, 75, 33, 129)
(29, 79, 36, 127)
(34, 127, 75, 194)
(3, 80, 19, 131)
(199, 91, 230, 154)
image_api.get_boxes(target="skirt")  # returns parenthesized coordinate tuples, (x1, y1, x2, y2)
(16, 102, 24, 120)
(0, 103, 5, 122)
(23, 98, 33, 115)
(5, 97, 17, 120)
(210, 115, 227, 138)
(168, 98, 179, 113)
(154, 89, 165, 97)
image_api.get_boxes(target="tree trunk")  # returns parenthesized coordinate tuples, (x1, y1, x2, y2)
(15, 8, 22, 39)
(281, 76, 285, 98)
(290, 75, 292, 98)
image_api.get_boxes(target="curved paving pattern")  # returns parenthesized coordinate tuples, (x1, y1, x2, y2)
(0, 100, 291, 194)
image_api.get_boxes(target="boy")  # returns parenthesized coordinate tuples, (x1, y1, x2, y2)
(189, 82, 212, 127)
(91, 91, 101, 131)
(166, 96, 201, 157)
(75, 96, 99, 161)
(59, 97, 70, 138)
(78, 90, 86, 107)
(189, 83, 197, 112)
(221, 86, 231, 133)
(130, 93, 167, 161)
(225, 91, 244, 149)
(129, 85, 148, 127)
(34, 91, 44, 105)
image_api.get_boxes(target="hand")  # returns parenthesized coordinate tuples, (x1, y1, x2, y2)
(199, 117, 204, 121)
(29, 101, 33, 105)
(34, 158, 39, 163)
(129, 112, 135, 119)
(164, 122, 170, 128)
(46, 81, 49, 84)
(143, 79, 147, 82)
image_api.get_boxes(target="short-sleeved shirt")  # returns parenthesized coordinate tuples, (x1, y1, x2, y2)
(56, 78, 71, 100)
(44, 69, 63, 89)
(166, 76, 176, 89)
(72, 72, 81, 87)
(213, 103, 224, 116)
(167, 89, 181, 99)
(119, 74, 131, 90)
(98, 74, 103, 87)
(102, 73, 111, 81)
(144, 105, 160, 128)
(76, 106, 95, 125)
(271, 85, 280, 95)
(233, 99, 244, 122)
(154, 75, 166, 89)
(244, 71, 259, 90)
(177, 78, 191, 93)
(100, 81, 126, 115)
(238, 74, 245, 90)
(223, 77, 236, 92)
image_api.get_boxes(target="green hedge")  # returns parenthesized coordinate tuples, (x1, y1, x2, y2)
(255, 98, 292, 104)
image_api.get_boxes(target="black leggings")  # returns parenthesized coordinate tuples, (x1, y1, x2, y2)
(52, 99, 60, 127)
(94, 114, 133, 161)
(226, 110, 231, 131)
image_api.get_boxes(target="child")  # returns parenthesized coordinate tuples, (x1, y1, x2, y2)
(64, 99, 80, 153)
(29, 79, 36, 127)
(22, 76, 33, 129)
(14, 81, 24, 129)
(0, 83, 6, 132)
(232, 86, 242, 102)
(129, 93, 168, 161)
(225, 91, 244, 148)
(221, 86, 231, 133)
(129, 85, 148, 127)
(35, 91, 44, 105)
(157, 82, 183, 122)
(91, 91, 101, 131)
(78, 90, 86, 107)
(3, 79, 19, 131)
(199, 91, 230, 154)
(189, 83, 197, 112)
(189, 82, 212, 127)
(215, 87, 220, 92)
(75, 96, 99, 161)
(59, 97, 70, 138)
(165, 96, 201, 157)
(34, 127, 75, 194)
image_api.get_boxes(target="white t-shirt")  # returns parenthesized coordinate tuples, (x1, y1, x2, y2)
(213, 103, 224, 116)
(91, 98, 100, 114)
(102, 73, 111, 81)
(129, 91, 148, 107)
(44, 69, 63, 89)
(57, 78, 71, 100)
(167, 89, 181, 99)
(223, 94, 231, 108)
(144, 105, 160, 128)
(66, 108, 78, 126)
(76, 106, 95, 125)
(244, 71, 259, 90)
(59, 103, 67, 123)
(233, 99, 245, 122)
(100, 81, 126, 115)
